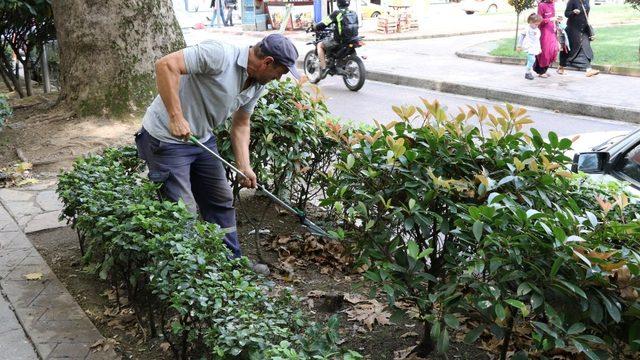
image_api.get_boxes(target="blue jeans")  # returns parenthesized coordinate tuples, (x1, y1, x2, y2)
(135, 128, 241, 258)
(526, 54, 536, 72)
(210, 6, 225, 27)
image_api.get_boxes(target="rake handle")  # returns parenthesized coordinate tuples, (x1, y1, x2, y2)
(188, 135, 304, 218)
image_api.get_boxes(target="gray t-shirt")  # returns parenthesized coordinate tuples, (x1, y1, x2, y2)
(142, 40, 265, 144)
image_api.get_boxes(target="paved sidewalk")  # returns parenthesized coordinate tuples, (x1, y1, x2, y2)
(0, 180, 118, 360)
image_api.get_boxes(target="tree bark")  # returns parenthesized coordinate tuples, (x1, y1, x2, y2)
(24, 54, 32, 97)
(50, 0, 185, 116)
(1, 66, 14, 92)
(1, 56, 23, 97)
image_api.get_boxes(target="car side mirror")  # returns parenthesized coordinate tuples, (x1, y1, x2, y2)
(571, 152, 609, 173)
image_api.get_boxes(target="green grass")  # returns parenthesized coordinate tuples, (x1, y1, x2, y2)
(489, 24, 640, 68)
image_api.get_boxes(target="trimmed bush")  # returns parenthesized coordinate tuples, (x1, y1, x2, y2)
(322, 100, 640, 358)
(57, 147, 360, 359)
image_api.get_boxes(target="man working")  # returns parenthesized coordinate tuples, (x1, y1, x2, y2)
(313, 0, 358, 77)
(135, 34, 300, 272)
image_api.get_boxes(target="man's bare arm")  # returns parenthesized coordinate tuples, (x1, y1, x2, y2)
(155, 50, 191, 139)
(230, 109, 257, 188)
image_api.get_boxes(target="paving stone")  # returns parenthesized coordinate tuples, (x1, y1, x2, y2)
(0, 278, 49, 308)
(0, 292, 38, 360)
(29, 319, 102, 343)
(0, 231, 32, 250)
(24, 211, 66, 234)
(0, 189, 34, 202)
(6, 202, 41, 227)
(35, 342, 56, 359)
(0, 206, 19, 232)
(21, 179, 57, 191)
(0, 247, 33, 270)
(35, 191, 63, 212)
(2, 263, 53, 282)
(0, 329, 39, 359)
(47, 342, 91, 358)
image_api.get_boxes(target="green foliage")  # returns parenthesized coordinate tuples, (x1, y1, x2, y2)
(508, 0, 536, 14)
(627, 0, 640, 11)
(0, 0, 56, 97)
(216, 79, 338, 210)
(0, 93, 12, 129)
(57, 147, 360, 359)
(323, 100, 640, 358)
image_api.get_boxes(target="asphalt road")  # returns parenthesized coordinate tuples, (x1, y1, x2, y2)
(316, 77, 637, 150)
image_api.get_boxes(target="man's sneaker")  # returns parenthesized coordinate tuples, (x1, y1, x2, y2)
(320, 67, 330, 79)
(525, 72, 534, 80)
(250, 261, 270, 276)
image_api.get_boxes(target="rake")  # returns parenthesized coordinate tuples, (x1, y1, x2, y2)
(189, 135, 329, 237)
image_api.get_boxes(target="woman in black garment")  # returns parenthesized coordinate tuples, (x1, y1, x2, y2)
(558, 0, 600, 77)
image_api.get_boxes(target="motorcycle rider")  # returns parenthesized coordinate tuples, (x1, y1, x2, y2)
(313, 0, 358, 78)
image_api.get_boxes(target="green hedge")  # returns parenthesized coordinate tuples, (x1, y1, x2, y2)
(57, 147, 360, 359)
(0, 93, 11, 130)
(322, 101, 640, 359)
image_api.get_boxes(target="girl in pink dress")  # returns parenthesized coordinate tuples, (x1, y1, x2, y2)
(533, 0, 561, 78)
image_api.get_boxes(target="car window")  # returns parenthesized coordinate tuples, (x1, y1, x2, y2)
(616, 143, 640, 183)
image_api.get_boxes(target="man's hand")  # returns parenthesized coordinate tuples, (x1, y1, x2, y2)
(238, 167, 257, 188)
(516, 46, 522, 52)
(169, 115, 192, 140)
(573, 9, 580, 14)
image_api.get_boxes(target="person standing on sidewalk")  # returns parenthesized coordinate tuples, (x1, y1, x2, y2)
(224, 0, 237, 26)
(209, 0, 225, 28)
(533, 0, 560, 78)
(558, 0, 600, 77)
(517, 14, 543, 81)
(135, 35, 300, 270)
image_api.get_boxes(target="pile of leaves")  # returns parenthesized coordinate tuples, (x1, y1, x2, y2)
(0, 161, 39, 187)
(57, 146, 361, 359)
(323, 100, 640, 359)
(266, 233, 354, 278)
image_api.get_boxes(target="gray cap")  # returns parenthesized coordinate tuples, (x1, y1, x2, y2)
(260, 34, 300, 79)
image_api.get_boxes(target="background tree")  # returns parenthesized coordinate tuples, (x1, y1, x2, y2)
(0, 0, 56, 98)
(508, 0, 537, 50)
(50, 0, 185, 116)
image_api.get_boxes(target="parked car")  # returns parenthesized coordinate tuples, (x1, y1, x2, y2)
(360, 0, 385, 18)
(461, 0, 500, 14)
(572, 129, 640, 195)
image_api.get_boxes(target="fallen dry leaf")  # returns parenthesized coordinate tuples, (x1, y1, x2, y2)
(400, 331, 419, 338)
(345, 299, 391, 331)
(343, 293, 368, 304)
(90, 338, 118, 352)
(24, 272, 43, 281)
(306, 290, 327, 298)
(393, 345, 417, 360)
(159, 342, 171, 352)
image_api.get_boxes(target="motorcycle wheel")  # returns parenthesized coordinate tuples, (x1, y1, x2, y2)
(342, 56, 365, 91)
(304, 50, 322, 84)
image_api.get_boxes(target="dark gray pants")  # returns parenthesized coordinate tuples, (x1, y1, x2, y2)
(135, 128, 241, 258)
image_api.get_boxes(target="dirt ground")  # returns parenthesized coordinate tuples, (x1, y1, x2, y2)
(9, 91, 490, 359)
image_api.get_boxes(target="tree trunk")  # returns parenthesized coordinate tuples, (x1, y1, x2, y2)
(24, 54, 33, 97)
(50, 0, 185, 116)
(1, 56, 24, 97)
(1, 66, 14, 92)
(41, 44, 51, 93)
(514, 13, 520, 51)
(412, 321, 436, 357)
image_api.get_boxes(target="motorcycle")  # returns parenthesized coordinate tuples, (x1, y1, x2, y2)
(303, 27, 366, 92)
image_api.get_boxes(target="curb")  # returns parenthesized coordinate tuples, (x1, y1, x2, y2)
(455, 51, 640, 78)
